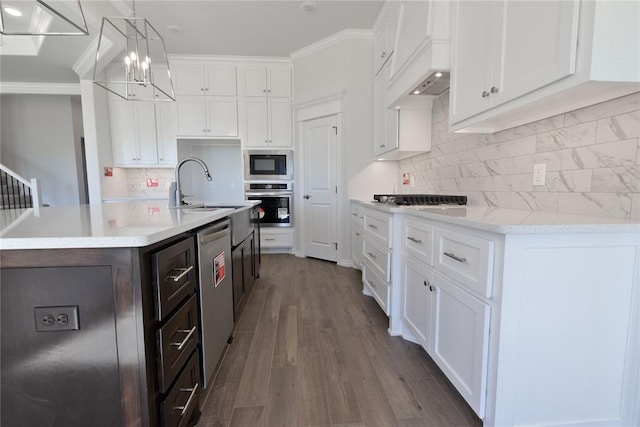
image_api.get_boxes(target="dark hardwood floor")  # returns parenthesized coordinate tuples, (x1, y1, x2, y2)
(197, 254, 483, 427)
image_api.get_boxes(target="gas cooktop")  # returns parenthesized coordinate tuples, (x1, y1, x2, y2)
(373, 194, 467, 206)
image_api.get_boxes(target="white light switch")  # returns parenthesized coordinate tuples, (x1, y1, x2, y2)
(533, 163, 546, 186)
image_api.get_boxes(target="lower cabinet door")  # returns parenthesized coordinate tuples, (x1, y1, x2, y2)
(401, 257, 433, 349)
(161, 351, 201, 427)
(431, 272, 490, 418)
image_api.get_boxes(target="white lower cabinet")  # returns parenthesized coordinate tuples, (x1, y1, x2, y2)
(260, 228, 293, 250)
(401, 257, 433, 349)
(430, 271, 490, 419)
(351, 204, 364, 269)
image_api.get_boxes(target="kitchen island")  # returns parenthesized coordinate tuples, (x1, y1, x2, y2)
(352, 200, 640, 427)
(0, 201, 258, 427)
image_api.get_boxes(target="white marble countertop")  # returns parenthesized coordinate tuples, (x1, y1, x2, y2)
(352, 200, 640, 234)
(0, 201, 260, 250)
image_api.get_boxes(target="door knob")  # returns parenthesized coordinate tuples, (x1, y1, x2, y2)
(303, 194, 311, 199)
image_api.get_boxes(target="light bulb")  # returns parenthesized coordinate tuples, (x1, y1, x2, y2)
(435, 72, 443, 78)
(130, 51, 137, 61)
(413, 90, 421, 95)
(124, 56, 131, 65)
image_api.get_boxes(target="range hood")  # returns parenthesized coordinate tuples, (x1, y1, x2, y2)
(385, 1, 451, 110)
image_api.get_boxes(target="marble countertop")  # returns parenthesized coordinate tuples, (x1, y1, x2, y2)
(0, 201, 259, 250)
(352, 200, 640, 234)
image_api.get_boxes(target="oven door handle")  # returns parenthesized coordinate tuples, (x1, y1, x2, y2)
(246, 191, 293, 197)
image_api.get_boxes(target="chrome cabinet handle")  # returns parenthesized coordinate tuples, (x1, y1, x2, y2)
(444, 252, 467, 263)
(173, 383, 199, 416)
(166, 265, 194, 282)
(303, 194, 311, 199)
(379, 144, 386, 148)
(490, 86, 499, 94)
(407, 236, 423, 244)
(423, 280, 429, 287)
(481, 91, 490, 98)
(265, 238, 276, 241)
(170, 326, 197, 351)
(367, 224, 378, 230)
(367, 252, 376, 259)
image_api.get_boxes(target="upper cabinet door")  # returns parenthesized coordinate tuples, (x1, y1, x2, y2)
(267, 67, 292, 98)
(172, 64, 206, 95)
(206, 97, 239, 137)
(243, 98, 269, 146)
(175, 96, 207, 136)
(134, 104, 159, 165)
(449, 0, 495, 123)
(109, 100, 137, 165)
(155, 102, 177, 165)
(268, 98, 292, 147)
(493, 0, 579, 107)
(238, 66, 268, 97)
(206, 64, 237, 96)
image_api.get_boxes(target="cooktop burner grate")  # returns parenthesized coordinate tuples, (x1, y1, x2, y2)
(373, 194, 467, 206)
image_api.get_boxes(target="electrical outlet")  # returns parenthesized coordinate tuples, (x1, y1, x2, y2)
(34, 306, 80, 332)
(533, 163, 546, 186)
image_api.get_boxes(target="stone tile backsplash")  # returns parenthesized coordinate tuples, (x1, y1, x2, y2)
(398, 92, 640, 219)
(126, 168, 174, 198)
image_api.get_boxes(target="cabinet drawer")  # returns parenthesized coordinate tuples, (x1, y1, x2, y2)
(364, 209, 393, 248)
(362, 236, 391, 282)
(152, 237, 196, 321)
(403, 219, 435, 266)
(434, 227, 494, 298)
(157, 294, 199, 393)
(351, 205, 364, 227)
(160, 351, 201, 427)
(261, 231, 293, 248)
(363, 260, 390, 315)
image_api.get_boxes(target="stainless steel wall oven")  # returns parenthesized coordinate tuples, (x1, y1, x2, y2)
(245, 183, 293, 227)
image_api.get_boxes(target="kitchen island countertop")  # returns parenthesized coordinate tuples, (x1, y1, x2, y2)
(352, 199, 640, 234)
(0, 201, 260, 250)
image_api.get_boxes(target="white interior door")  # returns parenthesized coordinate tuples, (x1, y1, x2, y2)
(303, 115, 337, 262)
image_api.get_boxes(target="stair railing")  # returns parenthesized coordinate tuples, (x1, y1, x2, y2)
(0, 163, 41, 210)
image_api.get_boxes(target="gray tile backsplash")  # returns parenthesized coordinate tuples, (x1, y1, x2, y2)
(398, 92, 640, 219)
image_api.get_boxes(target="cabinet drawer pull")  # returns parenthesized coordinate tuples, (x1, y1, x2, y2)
(379, 144, 386, 148)
(166, 265, 194, 282)
(170, 326, 197, 351)
(367, 252, 376, 259)
(264, 238, 276, 241)
(173, 382, 199, 416)
(367, 224, 378, 230)
(407, 236, 423, 244)
(444, 251, 467, 263)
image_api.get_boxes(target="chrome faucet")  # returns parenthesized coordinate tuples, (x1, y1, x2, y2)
(170, 157, 213, 207)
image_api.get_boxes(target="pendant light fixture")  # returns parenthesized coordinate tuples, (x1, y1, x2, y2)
(92, 0, 175, 102)
(0, 0, 88, 35)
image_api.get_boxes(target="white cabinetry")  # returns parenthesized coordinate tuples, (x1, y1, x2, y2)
(399, 216, 490, 417)
(373, 2, 399, 75)
(351, 204, 364, 269)
(260, 228, 293, 251)
(237, 64, 291, 98)
(173, 63, 238, 138)
(361, 207, 394, 315)
(238, 63, 292, 148)
(240, 97, 292, 148)
(450, 0, 640, 132)
(373, 60, 432, 161)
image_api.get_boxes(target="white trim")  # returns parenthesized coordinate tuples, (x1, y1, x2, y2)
(294, 90, 345, 123)
(73, 36, 101, 80)
(0, 163, 31, 186)
(290, 28, 374, 61)
(169, 54, 292, 64)
(0, 82, 81, 95)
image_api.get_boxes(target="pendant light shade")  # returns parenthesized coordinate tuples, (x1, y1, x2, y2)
(0, 0, 88, 35)
(93, 15, 175, 102)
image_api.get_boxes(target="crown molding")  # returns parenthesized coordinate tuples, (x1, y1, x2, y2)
(0, 82, 81, 95)
(289, 28, 374, 61)
(168, 54, 292, 64)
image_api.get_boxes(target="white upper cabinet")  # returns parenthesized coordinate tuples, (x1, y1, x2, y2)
(240, 98, 292, 148)
(237, 64, 292, 98)
(109, 100, 160, 167)
(450, 0, 640, 132)
(155, 102, 177, 165)
(172, 62, 238, 137)
(172, 63, 237, 96)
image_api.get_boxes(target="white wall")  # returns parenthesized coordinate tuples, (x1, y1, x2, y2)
(293, 35, 397, 265)
(0, 94, 84, 206)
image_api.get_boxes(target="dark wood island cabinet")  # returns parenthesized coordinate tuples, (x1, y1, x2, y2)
(0, 201, 251, 427)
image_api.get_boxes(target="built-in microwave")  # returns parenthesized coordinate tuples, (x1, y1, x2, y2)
(244, 150, 293, 180)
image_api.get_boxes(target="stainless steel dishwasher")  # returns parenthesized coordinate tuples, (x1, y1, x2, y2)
(195, 219, 233, 389)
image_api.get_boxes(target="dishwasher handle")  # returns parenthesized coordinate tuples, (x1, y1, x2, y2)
(198, 221, 230, 244)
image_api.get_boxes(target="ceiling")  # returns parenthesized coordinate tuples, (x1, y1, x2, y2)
(0, 0, 384, 84)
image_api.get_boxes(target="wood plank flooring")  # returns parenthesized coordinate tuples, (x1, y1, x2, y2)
(197, 254, 483, 427)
